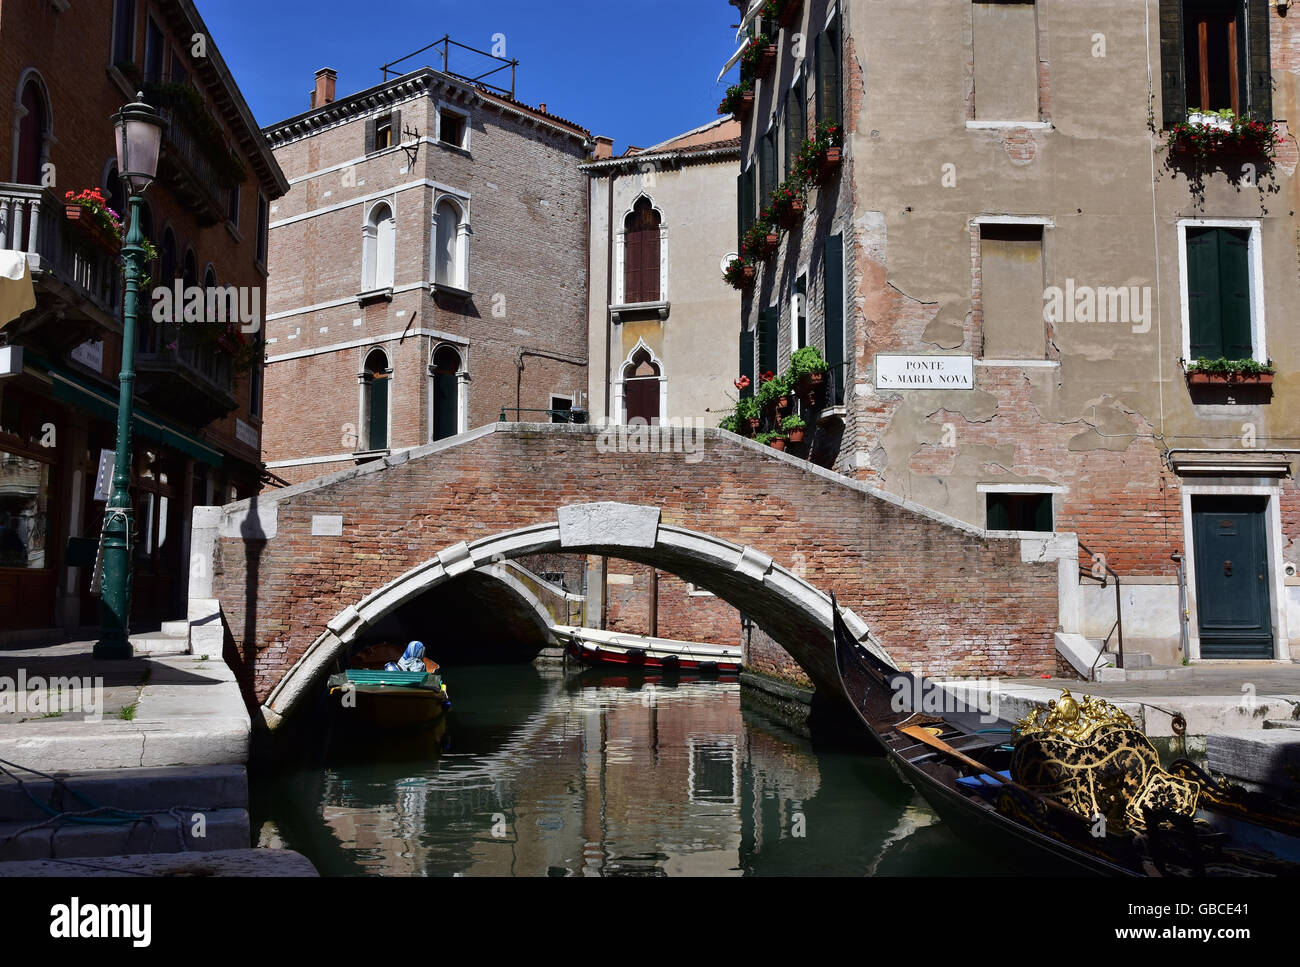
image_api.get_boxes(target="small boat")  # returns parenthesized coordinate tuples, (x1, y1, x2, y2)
(327, 640, 451, 730)
(830, 595, 1300, 876)
(552, 625, 742, 674)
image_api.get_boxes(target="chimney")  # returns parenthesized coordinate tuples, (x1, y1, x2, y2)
(538, 102, 547, 114)
(592, 135, 614, 160)
(312, 68, 337, 109)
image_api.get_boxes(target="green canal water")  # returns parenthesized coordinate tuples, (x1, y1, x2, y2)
(250, 664, 1013, 876)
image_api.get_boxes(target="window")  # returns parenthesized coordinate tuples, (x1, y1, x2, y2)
(1181, 223, 1261, 362)
(362, 201, 396, 292)
(15, 79, 48, 185)
(986, 492, 1053, 531)
(622, 347, 661, 425)
(434, 198, 466, 289)
(361, 348, 391, 451)
(549, 395, 574, 423)
(438, 107, 468, 149)
(112, 0, 136, 66)
(227, 182, 240, 228)
(824, 234, 845, 404)
(815, 12, 842, 124)
(104, 163, 126, 223)
(160, 227, 177, 288)
(367, 111, 400, 154)
(738, 327, 755, 398)
(979, 223, 1046, 360)
(758, 305, 778, 378)
(1160, 0, 1271, 125)
(249, 339, 263, 419)
(430, 345, 461, 441)
(623, 197, 661, 304)
(169, 50, 188, 87)
(759, 128, 777, 207)
(972, 1, 1038, 122)
(256, 194, 268, 266)
(784, 74, 807, 177)
(737, 164, 757, 248)
(144, 16, 165, 83)
(793, 275, 807, 350)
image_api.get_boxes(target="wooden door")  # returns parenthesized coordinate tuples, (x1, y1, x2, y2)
(1193, 495, 1273, 658)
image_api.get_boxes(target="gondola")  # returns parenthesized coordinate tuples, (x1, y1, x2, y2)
(830, 595, 1300, 876)
(553, 625, 742, 674)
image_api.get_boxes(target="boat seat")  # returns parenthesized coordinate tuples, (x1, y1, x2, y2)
(956, 770, 1011, 797)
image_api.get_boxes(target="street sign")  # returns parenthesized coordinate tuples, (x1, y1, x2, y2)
(93, 449, 115, 501)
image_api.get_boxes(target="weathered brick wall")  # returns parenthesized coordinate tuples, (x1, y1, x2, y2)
(211, 426, 1060, 705)
(604, 562, 739, 644)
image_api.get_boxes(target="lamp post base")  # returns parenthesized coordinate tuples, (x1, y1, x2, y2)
(93, 637, 134, 660)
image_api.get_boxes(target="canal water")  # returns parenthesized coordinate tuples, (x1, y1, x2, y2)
(251, 664, 1012, 876)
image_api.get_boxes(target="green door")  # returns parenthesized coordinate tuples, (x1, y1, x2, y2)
(1192, 496, 1273, 658)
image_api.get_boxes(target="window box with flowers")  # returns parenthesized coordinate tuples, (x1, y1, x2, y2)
(64, 188, 124, 257)
(740, 34, 777, 80)
(718, 80, 755, 119)
(764, 0, 802, 30)
(1184, 357, 1275, 386)
(794, 120, 844, 186)
(1167, 111, 1278, 161)
(769, 181, 806, 230)
(724, 256, 756, 290)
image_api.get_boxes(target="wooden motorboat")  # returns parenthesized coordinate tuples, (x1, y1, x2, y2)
(327, 641, 450, 730)
(553, 625, 741, 674)
(830, 595, 1300, 876)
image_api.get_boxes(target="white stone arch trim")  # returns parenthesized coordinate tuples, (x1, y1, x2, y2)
(613, 336, 667, 425)
(432, 191, 471, 289)
(614, 191, 669, 305)
(362, 197, 397, 292)
(427, 338, 469, 437)
(11, 68, 55, 183)
(261, 508, 885, 727)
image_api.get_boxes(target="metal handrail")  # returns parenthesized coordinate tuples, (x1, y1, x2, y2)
(1078, 538, 1125, 670)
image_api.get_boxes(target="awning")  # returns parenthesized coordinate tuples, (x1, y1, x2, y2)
(0, 250, 36, 328)
(45, 365, 224, 467)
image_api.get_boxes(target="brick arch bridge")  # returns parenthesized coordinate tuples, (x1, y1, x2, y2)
(191, 424, 1075, 727)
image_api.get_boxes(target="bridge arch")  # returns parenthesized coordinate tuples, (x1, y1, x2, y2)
(260, 505, 881, 727)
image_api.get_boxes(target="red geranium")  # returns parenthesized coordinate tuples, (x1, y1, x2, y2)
(734, 375, 752, 391)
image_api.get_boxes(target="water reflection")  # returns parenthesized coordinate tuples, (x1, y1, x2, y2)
(254, 664, 1009, 876)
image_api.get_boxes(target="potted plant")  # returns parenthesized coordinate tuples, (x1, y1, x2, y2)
(789, 345, 829, 401)
(736, 395, 762, 433)
(63, 188, 123, 256)
(724, 256, 756, 290)
(795, 120, 844, 185)
(769, 180, 806, 230)
(769, 434, 789, 452)
(718, 413, 741, 434)
(740, 34, 777, 79)
(782, 413, 807, 444)
(1167, 111, 1278, 160)
(718, 79, 755, 118)
(757, 370, 791, 414)
(1185, 357, 1275, 385)
(763, 0, 802, 30)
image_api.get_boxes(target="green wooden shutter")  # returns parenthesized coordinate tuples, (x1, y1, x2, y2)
(759, 306, 778, 377)
(1186, 227, 1223, 359)
(1219, 229, 1254, 360)
(824, 233, 844, 368)
(737, 171, 746, 246)
(1246, 0, 1272, 121)
(816, 19, 841, 124)
(1034, 494, 1054, 532)
(739, 328, 755, 397)
(1158, 0, 1186, 128)
(760, 130, 776, 207)
(368, 375, 389, 449)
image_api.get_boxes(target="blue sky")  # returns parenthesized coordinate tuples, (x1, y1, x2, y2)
(202, 0, 743, 151)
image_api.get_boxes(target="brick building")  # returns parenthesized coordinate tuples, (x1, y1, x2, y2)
(730, 0, 1300, 667)
(0, 0, 286, 635)
(260, 60, 593, 484)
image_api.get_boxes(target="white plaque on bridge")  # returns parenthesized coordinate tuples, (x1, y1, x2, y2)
(874, 354, 974, 390)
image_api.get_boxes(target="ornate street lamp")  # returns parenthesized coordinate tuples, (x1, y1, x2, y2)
(95, 94, 162, 660)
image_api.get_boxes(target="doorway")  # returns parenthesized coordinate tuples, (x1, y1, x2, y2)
(1192, 495, 1273, 658)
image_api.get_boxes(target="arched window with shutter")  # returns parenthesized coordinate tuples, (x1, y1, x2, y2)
(621, 344, 662, 426)
(430, 344, 463, 442)
(362, 201, 396, 292)
(434, 198, 467, 290)
(361, 348, 391, 452)
(15, 76, 50, 185)
(623, 197, 662, 304)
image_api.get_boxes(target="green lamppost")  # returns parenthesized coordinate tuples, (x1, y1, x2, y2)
(95, 94, 162, 660)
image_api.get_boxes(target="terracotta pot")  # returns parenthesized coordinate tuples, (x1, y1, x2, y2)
(742, 264, 755, 281)
(740, 91, 755, 115)
(776, 395, 790, 412)
(1187, 371, 1274, 386)
(64, 205, 122, 256)
(755, 46, 777, 77)
(778, 199, 805, 230)
(764, 231, 780, 252)
(747, 417, 762, 432)
(769, 437, 787, 452)
(787, 428, 805, 444)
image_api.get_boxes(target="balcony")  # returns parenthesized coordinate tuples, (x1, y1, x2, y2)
(134, 319, 237, 427)
(0, 184, 121, 352)
(156, 105, 230, 225)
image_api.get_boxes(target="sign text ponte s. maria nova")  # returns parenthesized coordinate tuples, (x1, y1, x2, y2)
(873, 354, 974, 390)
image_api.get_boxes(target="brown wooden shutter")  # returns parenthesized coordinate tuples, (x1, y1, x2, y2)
(365, 116, 377, 154)
(1246, 0, 1272, 121)
(625, 226, 643, 303)
(624, 199, 661, 303)
(1158, 0, 1186, 128)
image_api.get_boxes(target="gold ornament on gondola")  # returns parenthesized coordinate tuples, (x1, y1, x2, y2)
(1013, 688, 1136, 743)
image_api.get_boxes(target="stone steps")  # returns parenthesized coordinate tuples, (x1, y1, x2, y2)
(0, 808, 249, 861)
(0, 764, 246, 823)
(130, 629, 190, 656)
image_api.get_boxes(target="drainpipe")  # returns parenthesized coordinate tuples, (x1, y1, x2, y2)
(604, 172, 614, 421)
(648, 567, 658, 637)
(1171, 552, 1190, 663)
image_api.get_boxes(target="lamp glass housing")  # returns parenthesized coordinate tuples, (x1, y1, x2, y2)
(113, 96, 163, 195)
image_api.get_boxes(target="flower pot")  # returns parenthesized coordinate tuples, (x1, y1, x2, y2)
(755, 46, 777, 78)
(764, 231, 780, 251)
(1187, 371, 1274, 386)
(776, 395, 790, 412)
(64, 205, 122, 256)
(815, 146, 843, 183)
(787, 428, 805, 444)
(740, 91, 755, 116)
(769, 437, 788, 452)
(747, 417, 762, 433)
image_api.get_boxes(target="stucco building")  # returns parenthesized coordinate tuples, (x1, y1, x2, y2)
(260, 60, 593, 484)
(0, 0, 286, 635)
(730, 0, 1300, 668)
